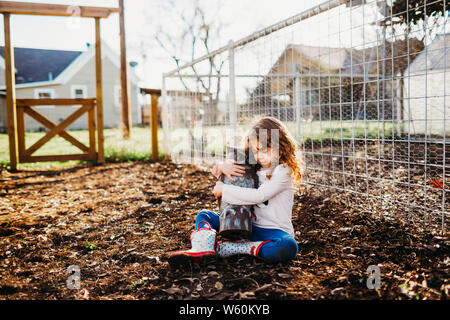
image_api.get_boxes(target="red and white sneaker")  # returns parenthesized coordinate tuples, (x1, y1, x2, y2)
(168, 222, 217, 268)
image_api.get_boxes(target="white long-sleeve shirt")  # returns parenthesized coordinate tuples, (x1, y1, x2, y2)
(221, 163, 295, 237)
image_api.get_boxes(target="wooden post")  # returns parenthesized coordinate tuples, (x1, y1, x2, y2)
(88, 103, 96, 159)
(95, 17, 105, 164)
(161, 77, 170, 159)
(16, 105, 25, 162)
(3, 13, 18, 171)
(119, 0, 131, 139)
(151, 94, 159, 160)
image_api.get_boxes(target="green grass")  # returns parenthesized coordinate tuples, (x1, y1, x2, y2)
(0, 127, 164, 169)
(168, 120, 402, 155)
(285, 120, 401, 141)
(0, 120, 401, 169)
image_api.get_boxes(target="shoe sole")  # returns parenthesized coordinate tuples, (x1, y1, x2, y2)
(168, 252, 217, 269)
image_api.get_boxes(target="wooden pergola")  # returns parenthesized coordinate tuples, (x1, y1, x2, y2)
(0, 2, 123, 171)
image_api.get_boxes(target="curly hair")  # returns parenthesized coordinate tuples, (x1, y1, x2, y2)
(244, 116, 303, 182)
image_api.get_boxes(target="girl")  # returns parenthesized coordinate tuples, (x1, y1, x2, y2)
(168, 117, 302, 267)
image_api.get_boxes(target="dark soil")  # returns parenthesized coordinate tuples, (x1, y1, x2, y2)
(0, 160, 448, 300)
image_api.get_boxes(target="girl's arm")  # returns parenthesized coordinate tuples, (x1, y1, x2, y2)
(221, 165, 292, 205)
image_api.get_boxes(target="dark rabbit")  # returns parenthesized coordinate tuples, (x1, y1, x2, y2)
(218, 146, 259, 240)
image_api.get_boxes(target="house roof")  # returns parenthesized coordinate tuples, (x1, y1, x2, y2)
(0, 41, 141, 89)
(255, 44, 375, 96)
(0, 47, 82, 84)
(277, 39, 423, 77)
(407, 33, 450, 73)
(251, 38, 424, 97)
(287, 44, 363, 76)
(267, 44, 370, 78)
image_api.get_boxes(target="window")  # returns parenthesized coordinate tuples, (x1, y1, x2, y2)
(35, 89, 54, 99)
(304, 89, 318, 106)
(38, 92, 51, 98)
(276, 94, 291, 106)
(34, 89, 55, 108)
(71, 85, 87, 99)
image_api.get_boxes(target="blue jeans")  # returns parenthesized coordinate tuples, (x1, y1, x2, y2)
(195, 210, 298, 263)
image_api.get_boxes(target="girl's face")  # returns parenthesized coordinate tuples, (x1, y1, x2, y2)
(250, 138, 279, 169)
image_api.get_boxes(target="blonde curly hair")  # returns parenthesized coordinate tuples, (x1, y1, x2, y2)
(244, 116, 303, 182)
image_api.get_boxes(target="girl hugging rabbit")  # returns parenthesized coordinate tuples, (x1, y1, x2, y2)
(168, 117, 302, 267)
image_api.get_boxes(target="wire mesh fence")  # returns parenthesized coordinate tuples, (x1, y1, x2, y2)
(162, 0, 449, 233)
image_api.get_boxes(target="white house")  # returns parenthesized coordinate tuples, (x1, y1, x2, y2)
(0, 41, 142, 132)
(403, 33, 450, 137)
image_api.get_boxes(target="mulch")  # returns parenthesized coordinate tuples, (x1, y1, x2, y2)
(0, 160, 448, 299)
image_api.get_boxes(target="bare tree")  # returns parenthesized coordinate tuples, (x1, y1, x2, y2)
(139, 0, 229, 124)
(383, 0, 448, 41)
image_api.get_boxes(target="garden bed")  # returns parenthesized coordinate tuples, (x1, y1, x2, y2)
(0, 160, 448, 299)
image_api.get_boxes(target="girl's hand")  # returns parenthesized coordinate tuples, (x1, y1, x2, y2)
(220, 159, 246, 182)
(213, 181, 224, 198)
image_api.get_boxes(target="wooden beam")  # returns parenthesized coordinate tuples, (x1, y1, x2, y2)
(16, 104, 25, 162)
(3, 13, 18, 171)
(23, 106, 90, 153)
(140, 88, 161, 96)
(95, 18, 105, 164)
(151, 94, 159, 161)
(25, 104, 92, 156)
(119, 0, 131, 139)
(140, 88, 211, 97)
(88, 105, 96, 159)
(16, 98, 96, 106)
(0, 1, 119, 18)
(21, 154, 96, 163)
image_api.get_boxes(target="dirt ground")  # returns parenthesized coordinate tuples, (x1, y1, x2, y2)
(0, 160, 448, 300)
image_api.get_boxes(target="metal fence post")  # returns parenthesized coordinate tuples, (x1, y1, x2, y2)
(294, 77, 301, 142)
(228, 40, 237, 146)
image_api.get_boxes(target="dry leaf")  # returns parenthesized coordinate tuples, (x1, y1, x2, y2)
(163, 287, 183, 295)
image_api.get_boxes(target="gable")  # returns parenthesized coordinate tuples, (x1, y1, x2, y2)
(407, 34, 450, 73)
